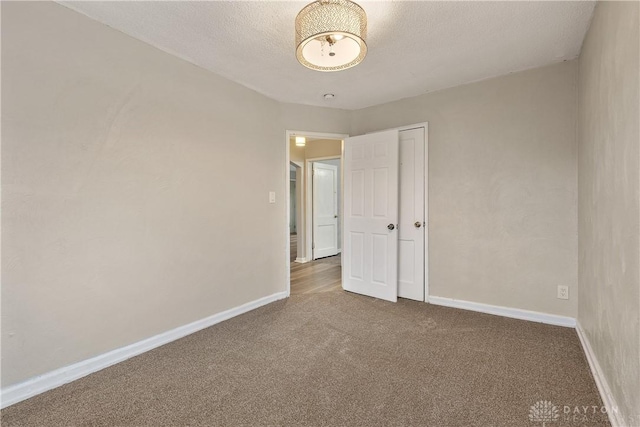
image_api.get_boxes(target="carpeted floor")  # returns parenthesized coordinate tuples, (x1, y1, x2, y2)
(1, 289, 608, 426)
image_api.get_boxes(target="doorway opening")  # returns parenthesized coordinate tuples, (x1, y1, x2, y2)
(285, 130, 348, 296)
(285, 124, 428, 301)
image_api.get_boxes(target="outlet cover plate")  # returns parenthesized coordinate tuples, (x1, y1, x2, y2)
(557, 285, 569, 300)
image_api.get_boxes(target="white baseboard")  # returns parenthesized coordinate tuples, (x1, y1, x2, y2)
(1, 291, 288, 409)
(575, 322, 623, 427)
(294, 257, 308, 263)
(428, 296, 576, 327)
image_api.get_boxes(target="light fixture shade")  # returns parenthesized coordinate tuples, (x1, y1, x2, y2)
(295, 136, 306, 146)
(295, 0, 367, 72)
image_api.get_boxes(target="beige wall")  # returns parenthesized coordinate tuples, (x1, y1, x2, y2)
(352, 61, 578, 318)
(305, 139, 342, 160)
(577, 1, 640, 422)
(289, 138, 342, 162)
(290, 140, 305, 164)
(280, 103, 351, 137)
(1, 2, 350, 387)
(5, 2, 635, 412)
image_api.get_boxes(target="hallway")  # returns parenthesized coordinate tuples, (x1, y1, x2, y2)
(290, 233, 341, 295)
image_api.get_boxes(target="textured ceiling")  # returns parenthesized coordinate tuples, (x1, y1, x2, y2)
(59, 1, 595, 110)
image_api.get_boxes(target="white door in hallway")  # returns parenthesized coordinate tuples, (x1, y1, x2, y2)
(343, 130, 399, 302)
(313, 162, 339, 259)
(398, 128, 425, 301)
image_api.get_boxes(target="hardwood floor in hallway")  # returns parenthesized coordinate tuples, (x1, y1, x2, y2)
(290, 233, 341, 295)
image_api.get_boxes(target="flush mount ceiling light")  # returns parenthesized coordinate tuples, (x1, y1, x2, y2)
(295, 136, 306, 146)
(295, 0, 367, 72)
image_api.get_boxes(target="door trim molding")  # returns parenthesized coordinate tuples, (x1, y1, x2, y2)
(285, 130, 348, 297)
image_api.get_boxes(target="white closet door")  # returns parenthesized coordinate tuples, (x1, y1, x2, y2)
(398, 127, 425, 301)
(342, 130, 399, 302)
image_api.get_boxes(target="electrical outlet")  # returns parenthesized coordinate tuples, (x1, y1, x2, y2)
(557, 285, 569, 300)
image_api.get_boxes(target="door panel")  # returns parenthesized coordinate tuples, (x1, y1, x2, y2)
(313, 162, 339, 259)
(351, 170, 365, 216)
(348, 232, 365, 280)
(343, 130, 399, 302)
(398, 128, 425, 301)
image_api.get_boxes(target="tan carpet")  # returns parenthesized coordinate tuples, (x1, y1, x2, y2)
(1, 290, 608, 426)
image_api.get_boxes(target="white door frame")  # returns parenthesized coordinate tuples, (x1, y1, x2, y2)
(285, 130, 349, 297)
(306, 155, 342, 261)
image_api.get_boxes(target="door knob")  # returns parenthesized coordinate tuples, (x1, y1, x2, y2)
(387, 224, 395, 231)
(414, 221, 422, 228)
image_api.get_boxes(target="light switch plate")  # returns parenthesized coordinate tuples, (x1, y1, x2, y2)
(269, 191, 276, 204)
